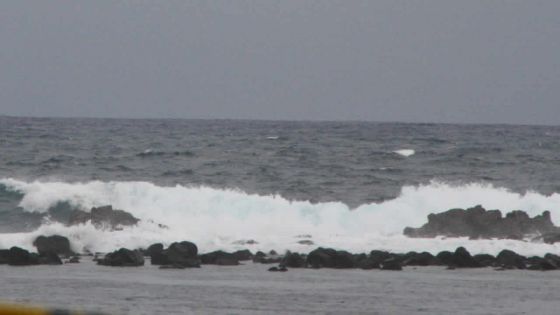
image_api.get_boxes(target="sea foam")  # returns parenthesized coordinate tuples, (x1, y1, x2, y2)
(1, 178, 560, 256)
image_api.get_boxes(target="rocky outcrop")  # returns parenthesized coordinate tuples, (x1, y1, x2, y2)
(200, 251, 240, 265)
(496, 250, 527, 269)
(149, 241, 200, 268)
(281, 251, 306, 268)
(404, 205, 558, 240)
(68, 205, 139, 230)
(33, 235, 73, 257)
(306, 248, 355, 269)
(6, 247, 40, 266)
(97, 248, 144, 267)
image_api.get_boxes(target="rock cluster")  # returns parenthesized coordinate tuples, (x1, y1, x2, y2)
(403, 205, 559, 240)
(3, 234, 560, 272)
(68, 205, 140, 230)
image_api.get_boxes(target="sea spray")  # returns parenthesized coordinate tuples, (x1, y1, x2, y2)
(1, 178, 560, 255)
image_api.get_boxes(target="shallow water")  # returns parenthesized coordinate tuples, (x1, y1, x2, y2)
(1, 258, 559, 315)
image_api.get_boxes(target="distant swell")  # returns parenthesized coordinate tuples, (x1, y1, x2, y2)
(1, 178, 560, 256)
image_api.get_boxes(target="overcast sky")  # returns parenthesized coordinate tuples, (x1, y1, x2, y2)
(0, 1, 559, 124)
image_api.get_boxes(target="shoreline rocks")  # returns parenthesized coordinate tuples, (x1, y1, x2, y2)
(403, 205, 559, 240)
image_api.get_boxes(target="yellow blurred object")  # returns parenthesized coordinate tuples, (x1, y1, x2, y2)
(0, 303, 93, 315)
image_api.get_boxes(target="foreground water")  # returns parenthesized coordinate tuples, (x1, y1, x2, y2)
(1, 257, 559, 315)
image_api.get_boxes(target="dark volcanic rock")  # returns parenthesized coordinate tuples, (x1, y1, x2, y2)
(7, 247, 40, 266)
(473, 254, 497, 267)
(541, 232, 560, 244)
(68, 205, 140, 229)
(146, 243, 164, 257)
(306, 248, 355, 269)
(200, 250, 240, 265)
(402, 251, 439, 266)
(268, 266, 288, 272)
(0, 249, 10, 264)
(232, 249, 253, 261)
(33, 235, 73, 256)
(97, 248, 144, 267)
(404, 205, 558, 240)
(152, 241, 200, 268)
(281, 251, 305, 268)
(496, 250, 527, 269)
(437, 247, 481, 268)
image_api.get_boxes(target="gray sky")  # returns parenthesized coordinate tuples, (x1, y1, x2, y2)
(0, 1, 559, 124)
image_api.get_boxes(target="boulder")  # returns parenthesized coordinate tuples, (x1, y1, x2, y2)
(526, 256, 558, 271)
(496, 250, 527, 269)
(151, 241, 200, 268)
(436, 247, 481, 268)
(404, 206, 558, 240)
(306, 248, 355, 269)
(146, 243, 164, 257)
(97, 248, 144, 267)
(472, 254, 496, 267)
(7, 247, 40, 266)
(281, 252, 305, 268)
(68, 205, 140, 229)
(402, 252, 439, 266)
(0, 249, 9, 264)
(33, 235, 73, 257)
(200, 251, 240, 266)
(436, 251, 455, 266)
(232, 249, 253, 261)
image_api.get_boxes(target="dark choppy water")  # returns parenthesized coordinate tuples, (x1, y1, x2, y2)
(2, 116, 560, 205)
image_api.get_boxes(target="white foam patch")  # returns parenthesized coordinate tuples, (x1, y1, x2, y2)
(1, 178, 560, 255)
(394, 149, 415, 157)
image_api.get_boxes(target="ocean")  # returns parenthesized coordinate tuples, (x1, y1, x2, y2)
(3, 116, 560, 314)
(1, 116, 560, 256)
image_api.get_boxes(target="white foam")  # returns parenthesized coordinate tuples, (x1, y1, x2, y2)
(394, 149, 415, 157)
(1, 178, 560, 255)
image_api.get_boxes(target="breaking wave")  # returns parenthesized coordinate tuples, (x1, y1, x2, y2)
(1, 178, 560, 256)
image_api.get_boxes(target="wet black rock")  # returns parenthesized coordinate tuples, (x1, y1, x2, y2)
(0, 249, 10, 264)
(68, 205, 140, 230)
(97, 248, 144, 267)
(146, 243, 164, 257)
(401, 251, 440, 266)
(436, 247, 481, 268)
(200, 250, 240, 265)
(33, 235, 73, 257)
(268, 266, 288, 272)
(232, 249, 253, 261)
(7, 247, 40, 266)
(472, 254, 497, 267)
(281, 251, 305, 268)
(151, 241, 200, 268)
(540, 232, 560, 244)
(496, 250, 527, 269)
(404, 205, 558, 240)
(306, 248, 355, 269)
